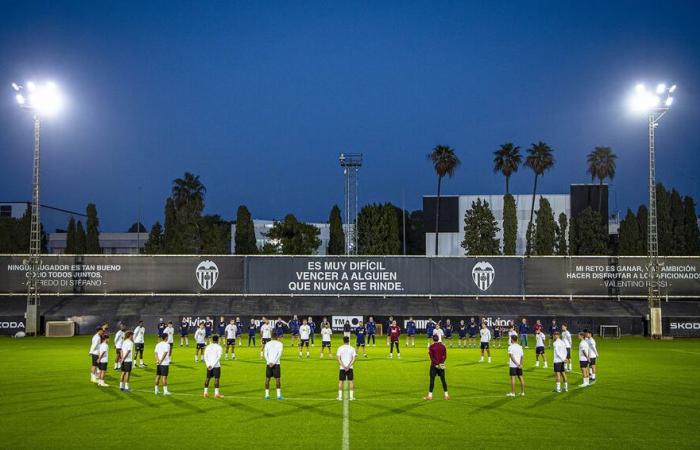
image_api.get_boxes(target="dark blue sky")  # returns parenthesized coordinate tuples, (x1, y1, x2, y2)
(2, 1, 699, 232)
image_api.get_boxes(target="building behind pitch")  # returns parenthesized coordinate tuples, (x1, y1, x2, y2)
(230, 219, 331, 255)
(423, 184, 608, 256)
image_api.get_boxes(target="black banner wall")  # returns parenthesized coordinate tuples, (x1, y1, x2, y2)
(0, 255, 245, 295)
(246, 256, 522, 296)
(524, 257, 700, 297)
(0, 315, 26, 335)
(663, 317, 700, 337)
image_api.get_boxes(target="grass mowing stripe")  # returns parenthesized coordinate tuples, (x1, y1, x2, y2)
(342, 385, 350, 450)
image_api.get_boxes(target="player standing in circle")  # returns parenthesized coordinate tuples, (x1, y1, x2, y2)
(289, 315, 301, 348)
(260, 319, 273, 359)
(561, 324, 573, 371)
(133, 320, 146, 367)
(385, 316, 394, 347)
(518, 318, 529, 348)
(507, 334, 525, 397)
(432, 322, 444, 343)
(548, 319, 558, 349)
(534, 328, 547, 368)
(224, 319, 237, 360)
(274, 317, 288, 342)
(424, 334, 449, 400)
(235, 316, 243, 346)
(263, 333, 284, 400)
(180, 316, 190, 347)
(586, 330, 598, 383)
(96, 334, 110, 387)
(508, 324, 518, 344)
(534, 319, 544, 335)
(366, 316, 376, 346)
(336, 336, 357, 401)
(308, 316, 316, 347)
(457, 319, 467, 348)
(388, 320, 401, 359)
(204, 316, 214, 345)
(164, 322, 175, 361)
(343, 320, 352, 339)
(443, 319, 453, 348)
(578, 331, 591, 387)
(154, 333, 171, 395)
(406, 317, 416, 347)
(552, 331, 568, 392)
(217, 316, 226, 340)
(248, 319, 257, 347)
(89, 326, 104, 383)
(114, 323, 125, 371)
(426, 318, 436, 348)
(203, 335, 224, 398)
(194, 323, 206, 362)
(156, 318, 166, 339)
(119, 331, 134, 392)
(299, 319, 311, 358)
(479, 323, 492, 363)
(355, 320, 367, 357)
(467, 317, 478, 348)
(492, 321, 502, 349)
(320, 323, 333, 358)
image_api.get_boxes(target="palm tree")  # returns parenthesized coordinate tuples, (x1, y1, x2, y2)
(427, 145, 460, 256)
(525, 141, 555, 239)
(586, 146, 617, 213)
(493, 143, 522, 194)
(171, 172, 206, 214)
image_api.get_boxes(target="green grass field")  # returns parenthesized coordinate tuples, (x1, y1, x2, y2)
(0, 334, 698, 449)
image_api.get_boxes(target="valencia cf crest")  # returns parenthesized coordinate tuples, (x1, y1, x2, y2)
(471, 261, 495, 292)
(195, 260, 219, 291)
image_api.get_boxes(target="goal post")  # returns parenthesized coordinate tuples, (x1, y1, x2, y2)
(45, 321, 75, 337)
(599, 325, 621, 339)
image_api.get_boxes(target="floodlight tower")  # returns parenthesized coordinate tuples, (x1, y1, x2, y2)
(629, 82, 676, 339)
(339, 153, 363, 255)
(12, 80, 64, 335)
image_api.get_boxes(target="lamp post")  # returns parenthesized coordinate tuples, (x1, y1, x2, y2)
(12, 80, 64, 336)
(630, 82, 676, 339)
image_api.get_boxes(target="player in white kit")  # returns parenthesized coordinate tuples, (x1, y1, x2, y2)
(224, 319, 237, 360)
(561, 324, 573, 371)
(552, 331, 568, 392)
(299, 319, 311, 358)
(534, 329, 547, 368)
(479, 323, 492, 363)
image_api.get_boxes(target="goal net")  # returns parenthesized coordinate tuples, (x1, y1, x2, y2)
(599, 325, 620, 339)
(46, 321, 75, 337)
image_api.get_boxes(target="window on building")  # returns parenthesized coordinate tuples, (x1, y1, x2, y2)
(0, 205, 11, 217)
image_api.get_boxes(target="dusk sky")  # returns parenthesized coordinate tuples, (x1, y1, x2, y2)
(1, 1, 699, 232)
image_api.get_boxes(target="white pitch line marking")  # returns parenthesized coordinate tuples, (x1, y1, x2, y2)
(342, 386, 350, 450)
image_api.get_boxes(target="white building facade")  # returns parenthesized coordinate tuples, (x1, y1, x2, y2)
(230, 219, 331, 255)
(424, 194, 570, 256)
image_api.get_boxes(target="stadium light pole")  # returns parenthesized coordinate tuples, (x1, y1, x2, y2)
(12, 80, 64, 336)
(629, 82, 676, 339)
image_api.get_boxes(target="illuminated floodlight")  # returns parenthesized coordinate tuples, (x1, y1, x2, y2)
(629, 82, 676, 113)
(12, 81, 64, 115)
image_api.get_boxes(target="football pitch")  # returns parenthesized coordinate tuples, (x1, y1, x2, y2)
(0, 335, 698, 449)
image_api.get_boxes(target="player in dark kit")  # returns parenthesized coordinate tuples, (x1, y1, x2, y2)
(366, 317, 377, 346)
(248, 319, 257, 347)
(289, 315, 300, 348)
(157, 318, 166, 338)
(355, 321, 367, 357)
(458, 320, 467, 348)
(385, 316, 394, 346)
(308, 316, 316, 346)
(443, 319, 453, 348)
(467, 318, 478, 348)
(425, 334, 449, 400)
(406, 317, 416, 347)
(180, 317, 189, 347)
(204, 317, 214, 344)
(426, 318, 436, 348)
(275, 317, 288, 341)
(217, 316, 226, 338)
(388, 320, 401, 359)
(548, 319, 559, 348)
(235, 317, 243, 346)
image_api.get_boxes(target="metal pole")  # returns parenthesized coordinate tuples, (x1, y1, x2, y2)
(26, 114, 42, 336)
(402, 189, 407, 255)
(647, 112, 662, 338)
